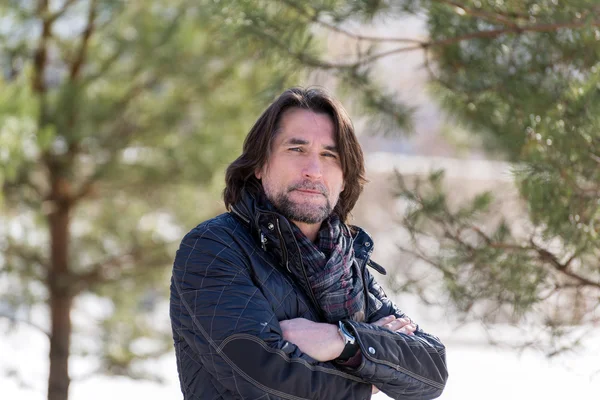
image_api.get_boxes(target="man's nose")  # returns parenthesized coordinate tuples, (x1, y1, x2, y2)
(302, 154, 322, 180)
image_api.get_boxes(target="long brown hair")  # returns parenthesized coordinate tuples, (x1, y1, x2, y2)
(223, 87, 367, 223)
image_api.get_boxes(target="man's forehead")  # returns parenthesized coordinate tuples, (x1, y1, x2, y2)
(279, 107, 333, 126)
(275, 109, 337, 144)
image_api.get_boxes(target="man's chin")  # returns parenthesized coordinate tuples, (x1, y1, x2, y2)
(291, 206, 331, 223)
(289, 214, 327, 225)
(276, 203, 329, 224)
(270, 193, 331, 222)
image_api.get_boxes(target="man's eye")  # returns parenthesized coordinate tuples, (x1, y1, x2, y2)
(323, 152, 338, 158)
(289, 147, 302, 152)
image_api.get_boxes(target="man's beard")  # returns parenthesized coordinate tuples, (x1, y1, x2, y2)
(266, 182, 333, 224)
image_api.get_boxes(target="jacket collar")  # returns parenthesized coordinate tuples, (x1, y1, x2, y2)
(229, 188, 385, 275)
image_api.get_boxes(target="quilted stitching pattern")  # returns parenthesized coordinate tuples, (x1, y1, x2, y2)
(170, 210, 447, 399)
(171, 214, 372, 399)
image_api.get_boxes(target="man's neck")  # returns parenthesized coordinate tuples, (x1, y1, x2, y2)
(292, 220, 321, 243)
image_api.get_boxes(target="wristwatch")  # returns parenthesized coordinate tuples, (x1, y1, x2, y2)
(336, 320, 359, 361)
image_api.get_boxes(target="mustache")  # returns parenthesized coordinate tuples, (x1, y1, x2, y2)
(288, 181, 328, 195)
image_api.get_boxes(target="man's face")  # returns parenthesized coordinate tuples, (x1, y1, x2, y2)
(255, 108, 345, 226)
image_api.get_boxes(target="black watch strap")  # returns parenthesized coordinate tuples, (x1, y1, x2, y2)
(336, 321, 359, 361)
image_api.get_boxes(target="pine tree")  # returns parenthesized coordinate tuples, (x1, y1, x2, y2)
(226, 0, 600, 352)
(0, 1, 304, 399)
(395, 0, 600, 353)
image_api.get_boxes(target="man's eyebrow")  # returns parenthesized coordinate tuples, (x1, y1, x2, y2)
(282, 138, 309, 146)
(282, 137, 339, 152)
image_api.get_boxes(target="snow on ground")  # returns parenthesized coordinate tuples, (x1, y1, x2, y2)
(2, 316, 599, 400)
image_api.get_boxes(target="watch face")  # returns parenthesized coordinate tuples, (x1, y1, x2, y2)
(339, 321, 355, 344)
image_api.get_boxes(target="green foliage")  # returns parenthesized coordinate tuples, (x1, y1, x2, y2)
(258, 0, 600, 352)
(212, 0, 421, 135)
(424, 0, 600, 306)
(0, 0, 305, 387)
(395, 1, 599, 350)
(395, 171, 548, 321)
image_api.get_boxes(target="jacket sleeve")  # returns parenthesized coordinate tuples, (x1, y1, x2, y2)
(170, 223, 372, 400)
(339, 268, 448, 400)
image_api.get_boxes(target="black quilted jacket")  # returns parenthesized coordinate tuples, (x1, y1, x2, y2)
(170, 191, 448, 399)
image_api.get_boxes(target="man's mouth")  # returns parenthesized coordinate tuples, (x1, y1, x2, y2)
(295, 189, 323, 195)
(289, 182, 327, 196)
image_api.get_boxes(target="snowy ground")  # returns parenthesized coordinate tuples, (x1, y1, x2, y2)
(2, 316, 599, 400)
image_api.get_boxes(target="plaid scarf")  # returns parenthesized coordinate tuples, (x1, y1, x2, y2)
(254, 192, 365, 322)
(290, 216, 366, 323)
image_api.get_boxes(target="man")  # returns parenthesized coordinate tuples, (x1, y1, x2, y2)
(170, 87, 448, 399)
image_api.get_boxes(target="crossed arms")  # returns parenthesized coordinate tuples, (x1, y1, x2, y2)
(171, 225, 448, 400)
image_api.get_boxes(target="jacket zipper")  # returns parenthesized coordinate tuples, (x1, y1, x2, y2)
(275, 218, 291, 273)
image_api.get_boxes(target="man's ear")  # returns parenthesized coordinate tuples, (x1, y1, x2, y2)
(254, 167, 262, 180)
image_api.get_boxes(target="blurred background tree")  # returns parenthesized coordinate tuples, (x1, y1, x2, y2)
(393, 0, 600, 354)
(230, 0, 600, 354)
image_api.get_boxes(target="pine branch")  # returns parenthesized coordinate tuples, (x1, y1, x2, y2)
(82, 42, 127, 84)
(279, 13, 600, 70)
(443, 218, 600, 290)
(399, 171, 600, 293)
(67, 73, 160, 201)
(281, 0, 424, 44)
(74, 250, 142, 292)
(73, 240, 170, 292)
(2, 163, 47, 206)
(47, 0, 78, 24)
(397, 244, 455, 277)
(32, 0, 51, 93)
(69, 0, 97, 80)
(359, 16, 600, 66)
(71, 176, 98, 203)
(3, 242, 48, 280)
(445, 219, 600, 290)
(432, 0, 521, 28)
(469, 225, 528, 252)
(529, 240, 600, 289)
(0, 311, 50, 339)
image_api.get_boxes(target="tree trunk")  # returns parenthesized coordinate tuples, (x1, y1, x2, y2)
(48, 289, 73, 400)
(47, 200, 73, 400)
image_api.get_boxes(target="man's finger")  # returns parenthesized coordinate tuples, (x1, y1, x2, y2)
(384, 318, 417, 333)
(371, 315, 396, 327)
(383, 318, 409, 329)
(397, 324, 416, 335)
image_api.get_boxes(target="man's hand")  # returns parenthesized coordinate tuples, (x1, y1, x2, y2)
(372, 315, 416, 335)
(279, 318, 344, 362)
